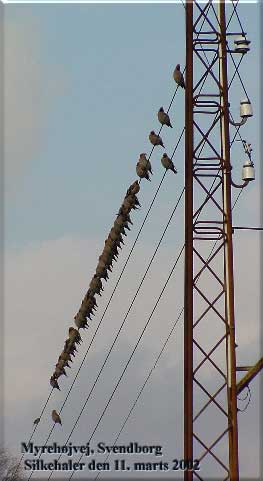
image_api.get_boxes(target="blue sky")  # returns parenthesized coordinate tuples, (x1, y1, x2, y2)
(3, 3, 262, 480)
(5, 4, 187, 249)
(5, 3, 260, 251)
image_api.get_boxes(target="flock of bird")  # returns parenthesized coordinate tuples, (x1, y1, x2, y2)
(33, 64, 185, 428)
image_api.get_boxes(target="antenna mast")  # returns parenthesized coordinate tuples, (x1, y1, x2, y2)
(184, 1, 242, 479)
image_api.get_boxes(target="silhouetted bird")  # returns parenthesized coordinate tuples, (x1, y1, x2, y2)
(173, 64, 185, 89)
(136, 162, 151, 181)
(149, 131, 165, 148)
(161, 153, 177, 174)
(158, 107, 172, 127)
(52, 410, 62, 425)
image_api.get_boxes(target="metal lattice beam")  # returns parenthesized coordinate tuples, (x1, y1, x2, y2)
(184, 2, 240, 480)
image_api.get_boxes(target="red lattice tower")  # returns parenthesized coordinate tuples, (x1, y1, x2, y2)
(184, 2, 239, 479)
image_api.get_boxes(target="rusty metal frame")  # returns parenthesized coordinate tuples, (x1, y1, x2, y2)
(184, 1, 241, 480)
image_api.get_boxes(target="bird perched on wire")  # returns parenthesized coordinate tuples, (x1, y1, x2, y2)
(108, 227, 121, 242)
(120, 220, 130, 233)
(52, 410, 62, 426)
(126, 180, 140, 196)
(33, 417, 40, 425)
(123, 195, 140, 212)
(99, 250, 115, 265)
(74, 312, 89, 329)
(59, 351, 73, 363)
(136, 162, 151, 181)
(96, 263, 109, 280)
(149, 131, 165, 148)
(54, 365, 67, 378)
(117, 211, 133, 225)
(50, 375, 60, 390)
(84, 292, 98, 308)
(56, 358, 71, 370)
(115, 214, 131, 231)
(173, 64, 185, 89)
(64, 338, 77, 355)
(69, 327, 82, 344)
(161, 153, 177, 174)
(158, 107, 172, 128)
(89, 275, 103, 295)
(97, 259, 107, 274)
(112, 221, 126, 237)
(138, 153, 152, 174)
(103, 242, 115, 255)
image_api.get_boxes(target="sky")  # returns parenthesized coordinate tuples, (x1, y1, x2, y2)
(1, 2, 262, 481)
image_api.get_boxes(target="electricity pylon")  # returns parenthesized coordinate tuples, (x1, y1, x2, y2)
(183, 1, 260, 480)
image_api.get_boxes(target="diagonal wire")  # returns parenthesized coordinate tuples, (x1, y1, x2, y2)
(10, 389, 54, 479)
(93, 186, 246, 481)
(85, 5, 251, 476)
(46, 98, 246, 481)
(180, 0, 186, 11)
(15, 73, 185, 481)
(23, 46, 187, 476)
(229, 0, 245, 35)
(26, 72, 187, 480)
(49, 106, 245, 481)
(195, 1, 218, 37)
(228, 49, 250, 100)
(27, 184, 185, 481)
(93, 307, 185, 481)
(193, 0, 212, 33)
(92, 155, 247, 481)
(23, 4, 250, 479)
(228, 55, 243, 89)
(226, 0, 240, 31)
(67, 246, 185, 480)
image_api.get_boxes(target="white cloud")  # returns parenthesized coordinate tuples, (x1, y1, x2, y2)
(4, 11, 68, 196)
(4, 228, 261, 478)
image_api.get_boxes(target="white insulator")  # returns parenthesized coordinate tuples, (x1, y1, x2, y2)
(234, 35, 251, 54)
(240, 98, 253, 118)
(242, 159, 255, 181)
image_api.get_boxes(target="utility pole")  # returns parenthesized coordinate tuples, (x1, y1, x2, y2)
(184, 0, 194, 476)
(184, 1, 242, 479)
(218, 2, 239, 478)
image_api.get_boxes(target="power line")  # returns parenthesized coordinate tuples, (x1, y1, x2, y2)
(17, 83, 183, 481)
(87, 4, 254, 478)
(67, 246, 185, 480)
(93, 305, 185, 481)
(26, 94, 186, 481)
(23, 4, 251, 479)
(44, 115, 244, 481)
(46, 103, 246, 481)
(44, 189, 185, 480)
(26, 182, 185, 481)
(233, 226, 263, 232)
(10, 389, 54, 480)
(92, 177, 246, 480)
